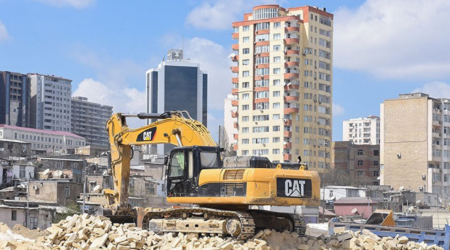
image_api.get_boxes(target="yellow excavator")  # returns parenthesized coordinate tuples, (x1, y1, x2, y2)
(102, 111, 320, 239)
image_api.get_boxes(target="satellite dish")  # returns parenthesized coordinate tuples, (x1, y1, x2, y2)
(43, 169, 50, 175)
(351, 208, 358, 214)
(93, 185, 101, 192)
(399, 186, 405, 191)
(227, 53, 236, 58)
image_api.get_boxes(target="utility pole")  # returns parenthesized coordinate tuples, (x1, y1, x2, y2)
(82, 162, 87, 214)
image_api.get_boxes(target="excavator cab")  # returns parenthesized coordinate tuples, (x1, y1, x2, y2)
(166, 146, 222, 197)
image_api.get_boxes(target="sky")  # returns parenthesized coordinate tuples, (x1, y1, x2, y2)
(1, 0, 450, 141)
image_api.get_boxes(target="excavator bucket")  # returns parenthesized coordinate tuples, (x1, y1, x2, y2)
(365, 209, 396, 227)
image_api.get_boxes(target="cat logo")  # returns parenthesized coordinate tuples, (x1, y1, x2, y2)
(137, 127, 157, 142)
(276, 178, 312, 198)
(284, 179, 305, 197)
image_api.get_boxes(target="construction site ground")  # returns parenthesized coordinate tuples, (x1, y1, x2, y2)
(0, 214, 445, 250)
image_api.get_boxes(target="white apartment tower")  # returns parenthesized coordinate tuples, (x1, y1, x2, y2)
(229, 5, 333, 171)
(343, 116, 380, 145)
(29, 74, 72, 132)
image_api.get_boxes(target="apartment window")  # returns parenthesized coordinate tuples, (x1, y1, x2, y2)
(242, 59, 249, 65)
(253, 126, 269, 133)
(242, 93, 249, 100)
(19, 166, 25, 178)
(243, 36, 249, 43)
(242, 48, 250, 54)
(273, 79, 280, 86)
(373, 149, 379, 156)
(242, 116, 249, 122)
(242, 82, 249, 88)
(273, 149, 280, 154)
(273, 68, 280, 74)
(242, 71, 249, 77)
(273, 137, 280, 143)
(273, 56, 281, 63)
(242, 139, 249, 144)
(242, 127, 249, 133)
(357, 149, 363, 155)
(357, 160, 363, 166)
(273, 45, 281, 51)
(273, 22, 281, 28)
(273, 103, 280, 109)
(14, 133, 17, 139)
(273, 33, 281, 40)
(273, 126, 280, 132)
(11, 210, 17, 221)
(374, 161, 379, 166)
(64, 187, 70, 197)
(273, 91, 280, 97)
(374, 171, 379, 177)
(273, 114, 280, 120)
(243, 26, 249, 31)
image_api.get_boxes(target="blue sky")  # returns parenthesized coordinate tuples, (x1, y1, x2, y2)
(1, 0, 450, 141)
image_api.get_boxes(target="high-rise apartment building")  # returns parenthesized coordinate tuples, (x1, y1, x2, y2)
(146, 49, 208, 154)
(0, 71, 31, 127)
(71, 96, 113, 148)
(229, 5, 333, 171)
(343, 116, 380, 145)
(380, 93, 450, 199)
(29, 73, 72, 132)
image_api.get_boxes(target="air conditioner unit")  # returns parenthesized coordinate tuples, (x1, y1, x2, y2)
(283, 119, 288, 123)
(33, 185, 38, 190)
(419, 186, 423, 191)
(422, 175, 426, 180)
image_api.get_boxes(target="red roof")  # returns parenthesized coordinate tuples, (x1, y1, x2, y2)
(0, 124, 84, 139)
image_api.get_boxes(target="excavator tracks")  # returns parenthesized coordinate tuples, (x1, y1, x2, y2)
(142, 207, 306, 240)
(144, 207, 255, 240)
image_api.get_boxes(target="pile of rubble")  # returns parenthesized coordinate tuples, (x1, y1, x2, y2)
(0, 214, 445, 250)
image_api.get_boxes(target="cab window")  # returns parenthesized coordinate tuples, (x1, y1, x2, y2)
(170, 151, 185, 177)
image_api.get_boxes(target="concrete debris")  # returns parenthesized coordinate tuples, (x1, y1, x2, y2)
(0, 215, 445, 250)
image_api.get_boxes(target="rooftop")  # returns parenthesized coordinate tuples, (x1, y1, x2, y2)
(0, 124, 84, 139)
(334, 197, 377, 205)
(0, 138, 30, 144)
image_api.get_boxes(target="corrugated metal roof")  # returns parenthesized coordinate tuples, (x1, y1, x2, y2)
(334, 197, 377, 204)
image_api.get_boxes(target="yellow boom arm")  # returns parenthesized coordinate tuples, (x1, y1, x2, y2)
(103, 111, 216, 215)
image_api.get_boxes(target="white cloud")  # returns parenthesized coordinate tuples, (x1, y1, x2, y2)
(334, 0, 450, 80)
(186, 0, 278, 30)
(31, 0, 95, 8)
(182, 37, 232, 110)
(0, 20, 9, 42)
(333, 103, 345, 116)
(412, 81, 450, 98)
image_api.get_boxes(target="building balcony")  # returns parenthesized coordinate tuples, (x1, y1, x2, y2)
(232, 77, 239, 83)
(231, 55, 239, 62)
(231, 88, 239, 95)
(284, 131, 292, 137)
(285, 49, 300, 55)
(231, 111, 238, 118)
(284, 38, 299, 45)
(255, 63, 269, 69)
(232, 44, 239, 50)
(433, 120, 442, 126)
(284, 84, 299, 91)
(284, 73, 299, 79)
(254, 75, 269, 81)
(284, 119, 292, 126)
(255, 98, 269, 103)
(231, 100, 239, 106)
(284, 108, 299, 114)
(255, 30, 270, 35)
(285, 26, 300, 33)
(284, 154, 292, 161)
(232, 33, 239, 39)
(233, 134, 239, 140)
(259, 52, 270, 57)
(233, 144, 238, 151)
(285, 61, 300, 67)
(255, 41, 270, 46)
(233, 122, 239, 129)
(231, 66, 239, 73)
(283, 142, 292, 149)
(284, 96, 299, 102)
(254, 86, 269, 92)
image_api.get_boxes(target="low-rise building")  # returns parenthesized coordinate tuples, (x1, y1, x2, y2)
(0, 124, 85, 154)
(0, 139, 31, 158)
(333, 197, 378, 219)
(320, 185, 366, 203)
(36, 157, 85, 184)
(26, 180, 83, 206)
(332, 141, 380, 185)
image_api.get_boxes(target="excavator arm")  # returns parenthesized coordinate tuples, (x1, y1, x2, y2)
(103, 111, 216, 216)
